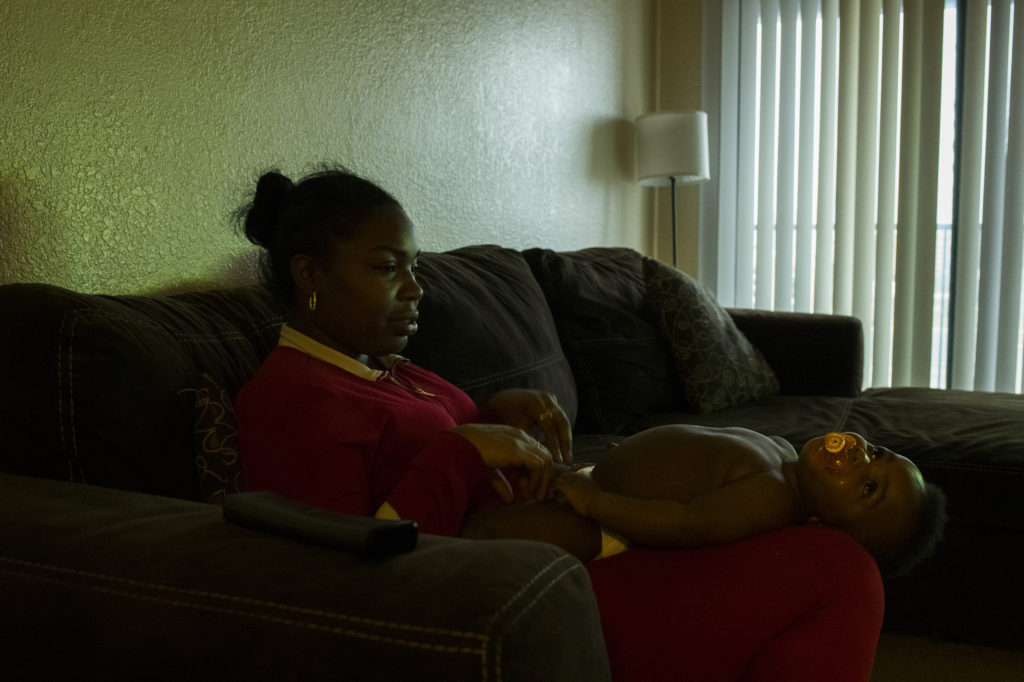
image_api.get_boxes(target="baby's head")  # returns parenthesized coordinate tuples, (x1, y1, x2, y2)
(795, 432, 947, 577)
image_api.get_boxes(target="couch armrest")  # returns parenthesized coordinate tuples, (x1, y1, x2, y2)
(0, 473, 609, 682)
(727, 308, 863, 397)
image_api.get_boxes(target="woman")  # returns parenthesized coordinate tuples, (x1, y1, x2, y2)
(236, 167, 570, 537)
(236, 166, 884, 682)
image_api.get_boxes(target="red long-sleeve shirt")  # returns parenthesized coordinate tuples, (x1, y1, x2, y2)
(237, 335, 495, 536)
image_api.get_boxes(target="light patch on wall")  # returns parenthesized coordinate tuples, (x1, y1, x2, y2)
(0, 0, 653, 294)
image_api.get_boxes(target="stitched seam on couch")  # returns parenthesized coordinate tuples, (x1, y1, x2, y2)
(833, 398, 854, 432)
(483, 554, 585, 682)
(56, 309, 284, 484)
(0, 555, 487, 653)
(63, 308, 285, 343)
(454, 354, 567, 390)
(531, 261, 608, 431)
(56, 314, 84, 483)
(556, 323, 608, 432)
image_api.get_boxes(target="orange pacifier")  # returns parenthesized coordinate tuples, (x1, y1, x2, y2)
(822, 432, 856, 470)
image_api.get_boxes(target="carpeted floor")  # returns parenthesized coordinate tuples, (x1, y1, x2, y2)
(871, 634, 1024, 681)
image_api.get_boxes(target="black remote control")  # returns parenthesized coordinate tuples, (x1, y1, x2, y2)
(223, 491, 418, 558)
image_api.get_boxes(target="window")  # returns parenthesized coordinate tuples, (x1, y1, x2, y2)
(702, 0, 1024, 393)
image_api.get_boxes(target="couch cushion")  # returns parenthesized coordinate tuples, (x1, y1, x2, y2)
(0, 283, 282, 500)
(643, 257, 779, 414)
(522, 248, 685, 434)
(842, 387, 1024, 532)
(632, 394, 857, 446)
(0, 472, 611, 681)
(403, 246, 578, 423)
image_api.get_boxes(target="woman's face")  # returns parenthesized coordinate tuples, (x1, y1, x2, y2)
(298, 205, 423, 363)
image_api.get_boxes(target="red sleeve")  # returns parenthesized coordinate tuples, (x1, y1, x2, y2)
(384, 429, 489, 536)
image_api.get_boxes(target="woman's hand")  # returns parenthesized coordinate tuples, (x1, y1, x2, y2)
(482, 389, 573, 463)
(452, 423, 554, 500)
(552, 470, 602, 518)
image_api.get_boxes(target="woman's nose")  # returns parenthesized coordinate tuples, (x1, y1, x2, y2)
(401, 274, 424, 300)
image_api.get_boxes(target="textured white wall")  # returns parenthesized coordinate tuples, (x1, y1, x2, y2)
(0, 0, 654, 294)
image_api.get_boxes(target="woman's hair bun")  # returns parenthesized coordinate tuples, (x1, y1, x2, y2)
(243, 171, 295, 248)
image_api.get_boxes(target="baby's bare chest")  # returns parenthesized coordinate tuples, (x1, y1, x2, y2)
(591, 427, 786, 502)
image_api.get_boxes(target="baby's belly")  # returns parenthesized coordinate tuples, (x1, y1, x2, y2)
(590, 425, 741, 501)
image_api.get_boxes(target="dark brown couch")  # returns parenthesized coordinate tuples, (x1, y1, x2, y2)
(1, 245, 1021, 681)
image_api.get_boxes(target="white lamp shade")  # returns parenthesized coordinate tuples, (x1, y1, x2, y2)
(635, 111, 710, 187)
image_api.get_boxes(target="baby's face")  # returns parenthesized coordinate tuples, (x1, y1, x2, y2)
(796, 432, 926, 559)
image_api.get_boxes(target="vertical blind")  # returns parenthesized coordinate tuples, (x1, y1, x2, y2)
(702, 0, 1024, 393)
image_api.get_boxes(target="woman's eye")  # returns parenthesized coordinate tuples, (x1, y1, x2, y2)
(375, 264, 398, 274)
(863, 480, 878, 497)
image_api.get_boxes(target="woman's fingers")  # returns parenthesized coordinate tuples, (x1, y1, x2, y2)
(488, 469, 515, 503)
(535, 401, 573, 464)
(451, 422, 554, 499)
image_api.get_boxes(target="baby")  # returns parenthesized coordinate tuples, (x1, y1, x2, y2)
(463, 424, 946, 577)
(556, 425, 946, 576)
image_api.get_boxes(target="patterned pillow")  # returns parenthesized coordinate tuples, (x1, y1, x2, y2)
(179, 373, 244, 503)
(643, 257, 779, 414)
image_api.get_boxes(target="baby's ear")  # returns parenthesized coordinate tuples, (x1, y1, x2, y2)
(805, 516, 823, 526)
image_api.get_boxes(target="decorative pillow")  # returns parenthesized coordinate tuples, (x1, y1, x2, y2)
(179, 373, 244, 503)
(403, 246, 578, 424)
(643, 257, 779, 414)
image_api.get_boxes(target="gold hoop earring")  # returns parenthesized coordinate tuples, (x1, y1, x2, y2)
(308, 290, 318, 312)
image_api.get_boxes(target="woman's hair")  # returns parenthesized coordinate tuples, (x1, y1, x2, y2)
(236, 165, 401, 305)
(881, 481, 948, 578)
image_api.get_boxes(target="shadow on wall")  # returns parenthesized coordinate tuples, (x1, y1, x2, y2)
(588, 117, 641, 248)
(0, 176, 74, 287)
(141, 248, 263, 297)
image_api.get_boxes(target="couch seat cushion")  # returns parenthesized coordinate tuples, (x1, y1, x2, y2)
(843, 387, 1024, 531)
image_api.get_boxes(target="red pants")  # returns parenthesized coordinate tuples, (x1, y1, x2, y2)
(587, 526, 884, 682)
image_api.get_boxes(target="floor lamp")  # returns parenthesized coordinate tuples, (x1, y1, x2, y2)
(635, 111, 710, 267)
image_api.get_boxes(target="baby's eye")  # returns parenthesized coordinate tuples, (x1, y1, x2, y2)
(863, 480, 878, 497)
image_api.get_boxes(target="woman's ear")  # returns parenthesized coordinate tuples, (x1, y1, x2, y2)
(290, 253, 321, 296)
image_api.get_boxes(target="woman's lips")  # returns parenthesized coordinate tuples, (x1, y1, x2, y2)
(391, 316, 419, 336)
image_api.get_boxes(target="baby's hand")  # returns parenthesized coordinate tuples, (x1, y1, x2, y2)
(553, 471, 601, 518)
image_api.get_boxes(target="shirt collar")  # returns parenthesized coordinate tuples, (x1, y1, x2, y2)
(277, 324, 403, 381)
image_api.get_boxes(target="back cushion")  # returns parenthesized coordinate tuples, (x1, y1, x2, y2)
(403, 246, 578, 423)
(0, 283, 282, 500)
(522, 248, 686, 433)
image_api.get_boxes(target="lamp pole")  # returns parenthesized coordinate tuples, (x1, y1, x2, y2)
(670, 175, 678, 268)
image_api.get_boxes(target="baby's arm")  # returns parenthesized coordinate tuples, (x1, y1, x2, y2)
(554, 470, 800, 549)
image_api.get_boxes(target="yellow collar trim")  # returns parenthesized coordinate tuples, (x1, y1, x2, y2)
(277, 324, 401, 381)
